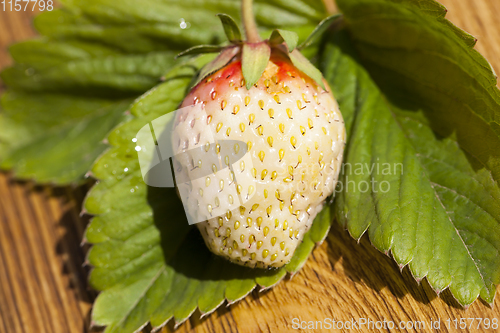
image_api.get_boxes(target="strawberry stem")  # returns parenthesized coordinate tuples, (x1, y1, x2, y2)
(241, 0, 260, 43)
(322, 0, 336, 15)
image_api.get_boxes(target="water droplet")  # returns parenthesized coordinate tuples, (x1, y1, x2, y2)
(179, 18, 191, 29)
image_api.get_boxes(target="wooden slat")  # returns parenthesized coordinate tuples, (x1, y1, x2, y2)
(0, 1, 499, 332)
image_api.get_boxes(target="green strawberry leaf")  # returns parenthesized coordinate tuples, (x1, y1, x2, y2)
(0, 0, 324, 184)
(322, 0, 500, 306)
(0, 91, 132, 184)
(0, 47, 175, 184)
(289, 49, 325, 89)
(176, 45, 226, 58)
(298, 13, 343, 50)
(269, 29, 299, 52)
(190, 47, 240, 89)
(242, 42, 271, 89)
(84, 57, 334, 332)
(217, 13, 242, 43)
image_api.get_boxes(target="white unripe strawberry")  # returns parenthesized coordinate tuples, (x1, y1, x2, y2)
(171, 7, 345, 268)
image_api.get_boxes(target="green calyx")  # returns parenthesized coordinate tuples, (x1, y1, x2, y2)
(176, 1, 343, 90)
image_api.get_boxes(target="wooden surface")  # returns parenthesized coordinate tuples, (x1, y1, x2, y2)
(1, 1, 500, 332)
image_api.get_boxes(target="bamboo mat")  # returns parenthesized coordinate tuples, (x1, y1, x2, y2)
(0, 1, 499, 332)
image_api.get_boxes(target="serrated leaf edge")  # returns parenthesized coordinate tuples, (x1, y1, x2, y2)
(336, 0, 500, 307)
